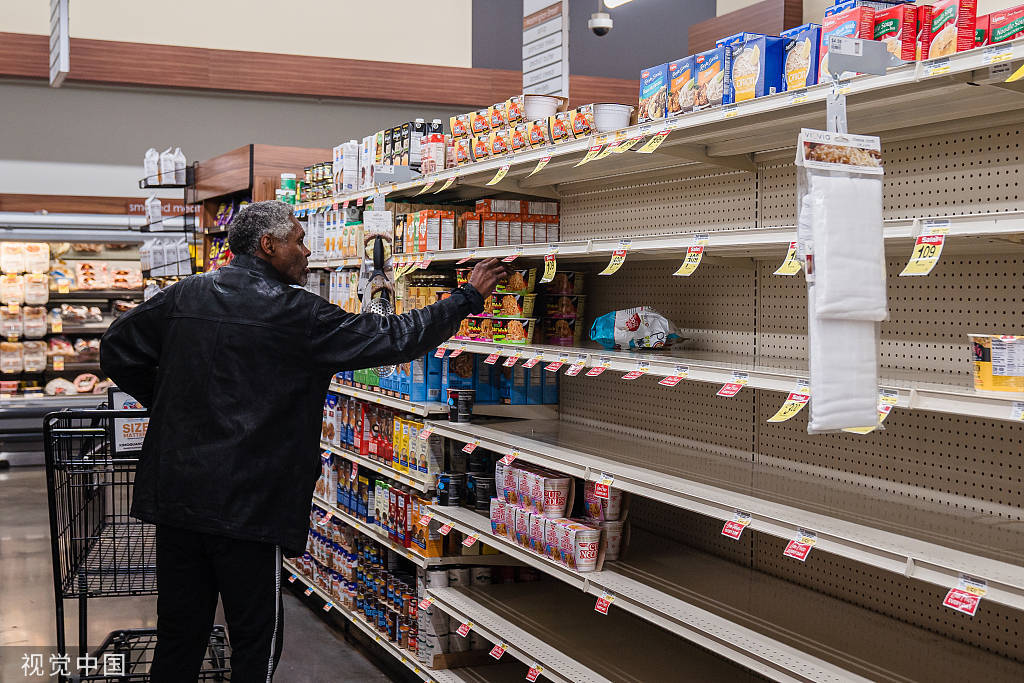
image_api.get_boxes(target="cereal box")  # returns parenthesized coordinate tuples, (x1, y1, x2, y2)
(989, 4, 1024, 44)
(781, 24, 822, 90)
(667, 56, 696, 117)
(638, 63, 669, 122)
(921, 0, 977, 59)
(694, 47, 727, 110)
(729, 35, 786, 102)
(570, 104, 594, 139)
(874, 3, 918, 60)
(820, 5, 876, 81)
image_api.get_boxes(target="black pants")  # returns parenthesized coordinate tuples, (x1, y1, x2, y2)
(152, 525, 284, 682)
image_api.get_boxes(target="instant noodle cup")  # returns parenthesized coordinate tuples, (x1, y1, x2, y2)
(488, 102, 508, 130)
(490, 498, 508, 537)
(455, 268, 472, 287)
(542, 476, 572, 519)
(543, 318, 584, 347)
(471, 135, 491, 162)
(529, 512, 545, 552)
(969, 334, 1024, 394)
(570, 523, 602, 572)
(494, 293, 535, 319)
(453, 318, 474, 341)
(514, 506, 531, 547)
(454, 137, 472, 166)
(463, 316, 495, 342)
(506, 95, 525, 124)
(548, 112, 572, 144)
(545, 294, 586, 319)
(470, 108, 490, 135)
(509, 123, 529, 153)
(493, 318, 536, 345)
(449, 113, 470, 139)
(570, 104, 594, 139)
(527, 118, 552, 148)
(497, 268, 537, 295)
(544, 271, 585, 295)
(488, 128, 511, 157)
(600, 520, 625, 561)
(584, 480, 623, 521)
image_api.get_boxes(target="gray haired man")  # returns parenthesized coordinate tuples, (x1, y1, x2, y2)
(101, 201, 508, 681)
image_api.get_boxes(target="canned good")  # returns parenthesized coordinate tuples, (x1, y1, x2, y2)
(437, 473, 466, 506)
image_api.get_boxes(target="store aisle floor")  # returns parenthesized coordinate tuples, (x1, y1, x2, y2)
(0, 467, 392, 682)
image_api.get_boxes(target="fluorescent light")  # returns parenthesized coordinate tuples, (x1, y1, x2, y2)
(604, 0, 635, 8)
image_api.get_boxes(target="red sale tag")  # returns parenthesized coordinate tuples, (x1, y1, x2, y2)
(438, 524, 453, 536)
(621, 360, 649, 380)
(457, 621, 472, 637)
(343, 200, 350, 208)
(350, 463, 358, 481)
(449, 344, 465, 358)
(418, 428, 433, 440)
(489, 643, 507, 660)
(659, 375, 683, 386)
(502, 247, 524, 263)
(717, 372, 749, 397)
(593, 473, 613, 500)
(456, 249, 477, 265)
(323, 602, 333, 612)
(462, 441, 479, 454)
(782, 531, 816, 562)
(621, 370, 644, 380)
(418, 513, 433, 526)
(523, 353, 543, 369)
(356, 196, 364, 206)
(418, 597, 434, 610)
(721, 512, 751, 540)
(462, 534, 478, 547)
(565, 355, 588, 376)
(304, 587, 313, 596)
(484, 352, 501, 365)
(545, 361, 565, 372)
(943, 588, 982, 616)
(594, 593, 615, 614)
(502, 352, 522, 367)
(288, 574, 297, 583)
(586, 366, 606, 377)
(434, 347, 447, 359)
(526, 665, 544, 682)
(499, 451, 518, 466)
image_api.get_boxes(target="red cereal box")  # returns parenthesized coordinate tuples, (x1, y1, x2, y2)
(990, 4, 1024, 45)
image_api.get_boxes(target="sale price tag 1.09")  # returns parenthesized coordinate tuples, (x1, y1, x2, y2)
(721, 511, 752, 540)
(437, 524, 453, 536)
(574, 136, 606, 167)
(456, 621, 473, 638)
(774, 241, 802, 275)
(525, 154, 551, 178)
(522, 351, 544, 369)
(539, 248, 559, 283)
(489, 643, 508, 660)
(462, 440, 479, 454)
(594, 592, 615, 614)
(434, 176, 456, 193)
(586, 356, 612, 377)
(717, 371, 750, 397)
(545, 355, 569, 373)
(593, 472, 614, 500)
(461, 534, 479, 547)
(486, 164, 511, 186)
(621, 360, 650, 380)
(565, 354, 589, 377)
(499, 449, 519, 466)
(767, 379, 811, 422)
(433, 345, 447, 359)
(448, 343, 467, 358)
(673, 233, 710, 276)
(456, 250, 477, 265)
(943, 575, 987, 617)
(783, 529, 817, 562)
(900, 221, 950, 276)
(415, 179, 435, 195)
(598, 239, 631, 275)
(659, 364, 689, 387)
(526, 664, 545, 682)
(635, 129, 671, 154)
(843, 389, 900, 434)
(484, 348, 502, 365)
(502, 245, 525, 263)
(503, 350, 523, 367)
(418, 513, 433, 526)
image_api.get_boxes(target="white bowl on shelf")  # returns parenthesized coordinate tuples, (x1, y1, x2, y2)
(593, 103, 634, 132)
(523, 94, 560, 120)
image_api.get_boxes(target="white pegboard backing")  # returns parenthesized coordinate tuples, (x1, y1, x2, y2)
(559, 372, 754, 458)
(579, 259, 756, 356)
(558, 169, 756, 240)
(753, 256, 1024, 375)
(751, 531, 1024, 664)
(753, 391, 1024, 517)
(757, 123, 1024, 228)
(626, 496, 753, 567)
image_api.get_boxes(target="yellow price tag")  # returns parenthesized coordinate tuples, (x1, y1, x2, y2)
(635, 130, 671, 154)
(594, 140, 622, 160)
(525, 154, 551, 177)
(900, 223, 949, 276)
(843, 389, 900, 434)
(574, 138, 605, 167)
(1007, 62, 1024, 83)
(53, 356, 65, 371)
(539, 248, 558, 283)
(415, 179, 435, 195)
(486, 164, 511, 185)
(924, 57, 951, 76)
(598, 240, 631, 276)
(7, 303, 19, 315)
(51, 319, 63, 334)
(773, 241, 802, 275)
(767, 379, 811, 422)
(673, 233, 709, 276)
(788, 89, 808, 104)
(57, 279, 70, 294)
(614, 135, 644, 153)
(433, 177, 456, 193)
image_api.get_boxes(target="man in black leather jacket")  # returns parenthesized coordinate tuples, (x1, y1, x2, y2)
(100, 200, 507, 682)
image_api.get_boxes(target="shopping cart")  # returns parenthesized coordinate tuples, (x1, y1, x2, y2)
(44, 408, 231, 681)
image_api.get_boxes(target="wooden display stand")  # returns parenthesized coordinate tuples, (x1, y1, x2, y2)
(194, 144, 330, 269)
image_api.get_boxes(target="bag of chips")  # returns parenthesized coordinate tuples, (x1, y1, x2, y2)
(589, 306, 682, 350)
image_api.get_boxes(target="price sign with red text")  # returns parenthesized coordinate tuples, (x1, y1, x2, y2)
(349, 463, 358, 482)
(418, 513, 433, 526)
(565, 354, 589, 376)
(672, 233, 710, 276)
(943, 575, 987, 617)
(594, 592, 615, 614)
(545, 355, 569, 373)
(843, 389, 900, 434)
(462, 440, 479, 454)
(503, 350, 523, 367)
(717, 371, 749, 397)
(456, 621, 473, 637)
(484, 347, 502, 365)
(721, 511, 752, 540)
(526, 664, 545, 682)
(304, 587, 313, 596)
(502, 245, 524, 263)
(461, 534, 478, 547)
(783, 530, 817, 562)
(486, 164, 511, 186)
(438, 524, 453, 536)
(593, 472, 614, 500)
(418, 597, 434, 610)
(766, 379, 810, 422)
(456, 250, 477, 265)
(323, 602, 333, 612)
(774, 241, 802, 275)
(598, 239, 631, 276)
(522, 351, 544, 369)
(288, 574, 298, 583)
(539, 247, 559, 284)
(621, 360, 649, 380)
(489, 643, 508, 660)
(434, 176, 456, 193)
(418, 427, 433, 440)
(525, 155, 551, 177)
(433, 346, 448, 359)
(499, 449, 520, 466)
(900, 220, 950, 276)
(448, 343, 467, 358)
(586, 356, 612, 377)
(659, 364, 689, 386)
(635, 130, 671, 153)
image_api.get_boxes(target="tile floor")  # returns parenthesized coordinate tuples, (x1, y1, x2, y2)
(0, 466, 401, 682)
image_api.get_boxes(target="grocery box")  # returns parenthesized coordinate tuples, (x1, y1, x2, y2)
(820, 5, 875, 81)
(471, 136, 490, 162)
(694, 47, 727, 110)
(729, 34, 786, 102)
(874, 3, 918, 60)
(470, 108, 490, 136)
(638, 63, 669, 122)
(989, 4, 1024, 44)
(527, 118, 551, 148)
(449, 113, 470, 139)
(717, 32, 764, 104)
(976, 12, 990, 46)
(488, 128, 511, 157)
(509, 123, 529, 153)
(668, 56, 696, 117)
(548, 112, 572, 143)
(826, 1, 906, 18)
(570, 104, 594, 139)
(488, 102, 508, 130)
(781, 23, 822, 90)
(506, 95, 524, 124)
(920, 0, 977, 59)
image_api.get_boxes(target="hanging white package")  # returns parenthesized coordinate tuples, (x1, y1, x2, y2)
(796, 129, 886, 432)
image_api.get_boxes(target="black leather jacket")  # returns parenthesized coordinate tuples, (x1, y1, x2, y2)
(100, 254, 482, 555)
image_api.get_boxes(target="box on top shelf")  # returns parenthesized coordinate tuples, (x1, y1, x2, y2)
(919, 0, 977, 59)
(781, 23, 822, 90)
(820, 4, 876, 81)
(728, 34, 786, 102)
(694, 46, 727, 110)
(873, 3, 918, 61)
(638, 63, 669, 122)
(717, 32, 764, 104)
(989, 4, 1024, 44)
(668, 57, 696, 117)
(825, 1, 908, 18)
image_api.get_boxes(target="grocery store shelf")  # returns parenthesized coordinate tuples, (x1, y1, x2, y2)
(283, 559, 466, 683)
(0, 393, 103, 413)
(427, 507, 1024, 682)
(311, 494, 521, 569)
(329, 381, 559, 420)
(48, 290, 143, 301)
(58, 319, 112, 334)
(291, 39, 1024, 213)
(435, 342, 1024, 423)
(426, 582, 771, 683)
(320, 440, 434, 492)
(309, 257, 361, 269)
(426, 418, 1024, 612)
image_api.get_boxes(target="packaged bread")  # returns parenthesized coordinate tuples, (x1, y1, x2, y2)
(1, 307, 22, 338)
(1, 342, 23, 374)
(0, 275, 24, 305)
(22, 307, 46, 338)
(23, 243, 50, 274)
(22, 341, 46, 372)
(24, 274, 49, 305)
(1, 243, 25, 274)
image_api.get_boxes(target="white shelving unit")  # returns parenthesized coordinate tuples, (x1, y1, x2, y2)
(328, 381, 559, 420)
